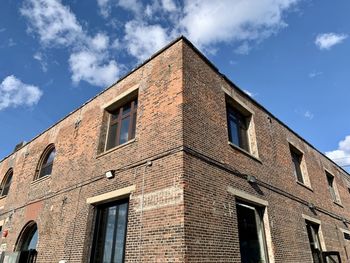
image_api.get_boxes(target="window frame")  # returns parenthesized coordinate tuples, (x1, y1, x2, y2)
(105, 97, 137, 151)
(227, 105, 250, 152)
(0, 168, 13, 197)
(325, 171, 340, 203)
(35, 144, 56, 180)
(289, 145, 304, 184)
(90, 199, 129, 263)
(236, 200, 270, 263)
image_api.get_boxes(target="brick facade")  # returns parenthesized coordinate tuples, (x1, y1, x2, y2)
(0, 37, 349, 262)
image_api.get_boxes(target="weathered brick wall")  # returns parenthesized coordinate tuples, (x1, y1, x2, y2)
(182, 40, 350, 262)
(0, 37, 349, 263)
(0, 40, 185, 262)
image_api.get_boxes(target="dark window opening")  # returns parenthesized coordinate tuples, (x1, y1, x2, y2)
(91, 199, 129, 263)
(344, 232, 350, 241)
(326, 172, 337, 202)
(290, 145, 304, 183)
(0, 169, 13, 197)
(227, 104, 250, 152)
(236, 202, 269, 263)
(36, 145, 56, 179)
(106, 98, 137, 151)
(306, 221, 323, 263)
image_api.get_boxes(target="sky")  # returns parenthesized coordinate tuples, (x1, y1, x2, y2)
(0, 0, 349, 171)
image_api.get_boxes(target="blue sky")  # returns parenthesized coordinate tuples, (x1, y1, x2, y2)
(0, 0, 350, 171)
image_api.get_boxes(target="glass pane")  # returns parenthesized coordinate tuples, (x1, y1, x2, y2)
(92, 201, 128, 263)
(110, 111, 119, 121)
(21, 225, 38, 251)
(1, 173, 12, 196)
(237, 203, 266, 263)
(102, 206, 117, 263)
(113, 203, 128, 263)
(107, 123, 118, 150)
(45, 149, 56, 165)
(39, 163, 53, 178)
(119, 116, 130, 145)
(228, 114, 239, 146)
(122, 102, 131, 116)
(28, 228, 38, 250)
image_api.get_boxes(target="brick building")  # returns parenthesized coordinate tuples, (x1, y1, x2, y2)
(0, 36, 349, 263)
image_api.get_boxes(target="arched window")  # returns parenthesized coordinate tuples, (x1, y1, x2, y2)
(0, 168, 13, 197)
(15, 221, 38, 252)
(35, 145, 56, 179)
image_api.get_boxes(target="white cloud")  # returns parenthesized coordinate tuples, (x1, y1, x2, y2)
(243, 89, 254, 97)
(33, 52, 48, 72)
(118, 0, 143, 15)
(69, 50, 119, 87)
(20, 0, 83, 47)
(97, 0, 143, 17)
(91, 33, 109, 51)
(315, 33, 348, 50)
(303, 110, 314, 120)
(161, 0, 177, 12)
(180, 0, 298, 50)
(124, 20, 171, 61)
(326, 135, 350, 168)
(235, 42, 251, 55)
(0, 75, 43, 110)
(21, 0, 121, 87)
(308, 71, 322, 78)
(97, 0, 111, 18)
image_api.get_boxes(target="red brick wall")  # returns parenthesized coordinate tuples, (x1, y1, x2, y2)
(0, 37, 349, 263)
(182, 40, 350, 262)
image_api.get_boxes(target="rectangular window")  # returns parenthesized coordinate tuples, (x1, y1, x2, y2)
(305, 221, 323, 263)
(236, 202, 269, 263)
(326, 172, 337, 202)
(289, 145, 304, 184)
(227, 105, 250, 152)
(106, 98, 137, 151)
(91, 199, 129, 263)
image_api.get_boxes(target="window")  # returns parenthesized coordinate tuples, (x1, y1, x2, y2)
(91, 199, 129, 263)
(106, 98, 137, 151)
(326, 172, 338, 202)
(305, 221, 323, 263)
(236, 201, 269, 263)
(35, 145, 56, 179)
(227, 103, 250, 152)
(344, 232, 350, 241)
(289, 145, 304, 183)
(0, 169, 13, 197)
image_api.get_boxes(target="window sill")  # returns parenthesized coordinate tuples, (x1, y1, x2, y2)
(228, 141, 262, 164)
(296, 181, 313, 192)
(334, 201, 343, 208)
(31, 175, 51, 185)
(97, 139, 136, 159)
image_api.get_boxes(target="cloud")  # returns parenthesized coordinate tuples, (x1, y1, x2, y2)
(308, 71, 322, 78)
(69, 50, 120, 87)
(243, 89, 254, 97)
(235, 42, 251, 55)
(315, 33, 348, 50)
(21, 0, 120, 87)
(0, 75, 43, 110)
(161, 0, 177, 12)
(303, 110, 314, 120)
(326, 135, 350, 168)
(33, 52, 48, 72)
(20, 0, 83, 47)
(124, 20, 171, 61)
(180, 0, 299, 51)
